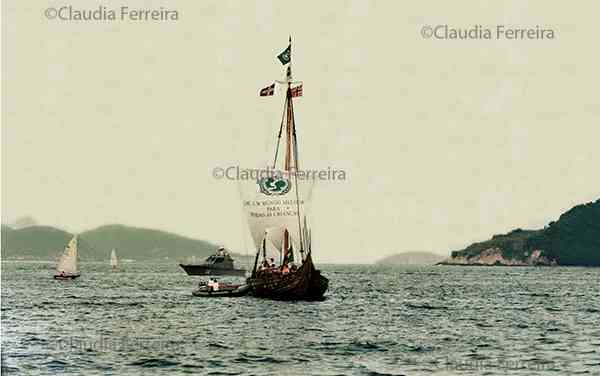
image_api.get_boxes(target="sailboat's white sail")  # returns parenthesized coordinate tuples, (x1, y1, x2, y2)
(265, 226, 286, 252)
(110, 249, 118, 268)
(260, 226, 288, 262)
(239, 170, 315, 262)
(56, 236, 79, 275)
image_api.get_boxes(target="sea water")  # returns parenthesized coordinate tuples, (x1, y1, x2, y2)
(1, 261, 599, 375)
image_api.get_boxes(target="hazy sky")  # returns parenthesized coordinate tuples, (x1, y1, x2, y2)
(2, 1, 599, 263)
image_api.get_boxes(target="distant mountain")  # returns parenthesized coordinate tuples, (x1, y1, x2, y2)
(1, 224, 221, 261)
(442, 199, 600, 266)
(79, 224, 218, 261)
(376, 252, 444, 266)
(9, 216, 38, 229)
(1, 225, 72, 260)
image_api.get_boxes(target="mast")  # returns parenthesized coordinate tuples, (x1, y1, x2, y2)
(284, 91, 293, 170)
(286, 85, 306, 260)
(279, 37, 305, 262)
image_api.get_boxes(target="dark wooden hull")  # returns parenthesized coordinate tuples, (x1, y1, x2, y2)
(246, 254, 328, 301)
(53, 274, 80, 280)
(179, 264, 246, 276)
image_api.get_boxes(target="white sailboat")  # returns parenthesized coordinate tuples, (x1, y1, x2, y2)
(110, 248, 118, 270)
(54, 236, 80, 280)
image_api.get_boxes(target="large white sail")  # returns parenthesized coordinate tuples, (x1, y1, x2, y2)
(110, 249, 118, 268)
(56, 236, 79, 275)
(239, 170, 315, 260)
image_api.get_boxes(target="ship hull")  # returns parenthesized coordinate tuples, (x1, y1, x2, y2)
(247, 254, 328, 301)
(179, 264, 246, 276)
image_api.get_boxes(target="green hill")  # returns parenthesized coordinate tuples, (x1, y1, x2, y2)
(79, 224, 218, 261)
(527, 200, 600, 266)
(1, 225, 72, 260)
(1, 224, 220, 261)
(447, 199, 600, 266)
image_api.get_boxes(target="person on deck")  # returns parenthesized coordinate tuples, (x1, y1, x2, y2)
(208, 278, 219, 292)
(281, 264, 290, 274)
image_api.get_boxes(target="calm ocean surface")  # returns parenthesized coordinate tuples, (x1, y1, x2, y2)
(2, 261, 599, 375)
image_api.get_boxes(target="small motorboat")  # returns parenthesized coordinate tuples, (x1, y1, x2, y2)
(192, 280, 250, 298)
(53, 273, 80, 280)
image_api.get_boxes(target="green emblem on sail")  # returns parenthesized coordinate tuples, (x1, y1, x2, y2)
(259, 176, 291, 196)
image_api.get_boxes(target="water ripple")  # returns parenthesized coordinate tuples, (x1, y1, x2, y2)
(2, 262, 600, 375)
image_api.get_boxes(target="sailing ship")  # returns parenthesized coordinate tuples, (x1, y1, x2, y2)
(54, 236, 80, 280)
(110, 248, 118, 270)
(241, 38, 329, 300)
(179, 246, 246, 276)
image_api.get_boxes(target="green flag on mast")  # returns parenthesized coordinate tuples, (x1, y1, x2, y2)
(277, 39, 291, 65)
